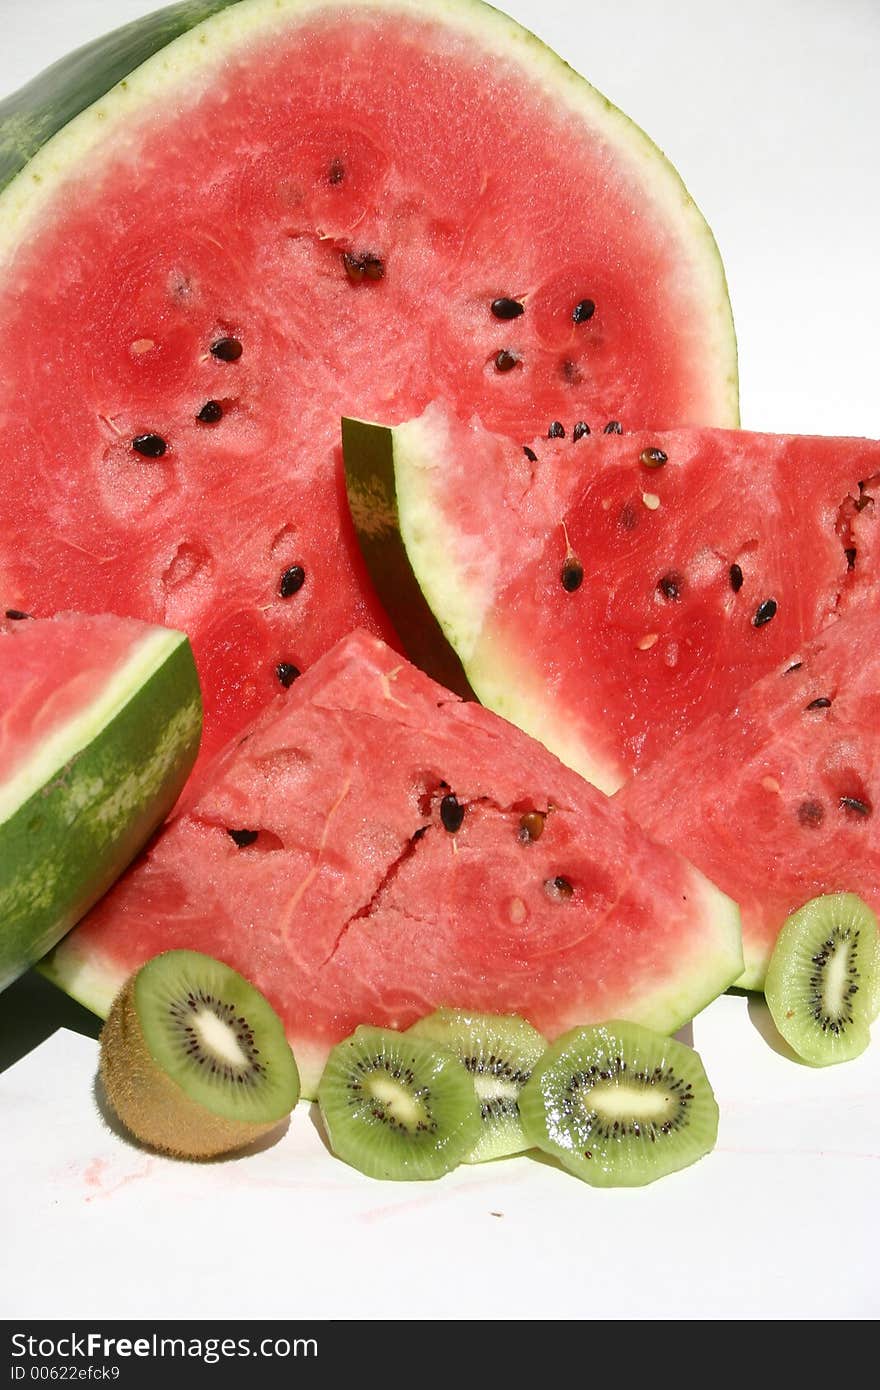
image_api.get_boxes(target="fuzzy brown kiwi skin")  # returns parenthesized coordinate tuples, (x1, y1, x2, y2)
(99, 980, 283, 1160)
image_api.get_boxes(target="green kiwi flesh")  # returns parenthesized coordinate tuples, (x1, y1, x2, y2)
(764, 893, 878, 1066)
(408, 1009, 546, 1161)
(317, 1025, 481, 1180)
(519, 1020, 718, 1187)
(100, 949, 300, 1158)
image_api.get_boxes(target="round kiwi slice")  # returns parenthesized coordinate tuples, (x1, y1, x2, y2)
(764, 893, 878, 1066)
(317, 1025, 481, 1180)
(408, 1009, 546, 1162)
(100, 949, 300, 1159)
(519, 1020, 719, 1187)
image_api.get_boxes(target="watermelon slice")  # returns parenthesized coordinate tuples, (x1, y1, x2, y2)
(43, 631, 742, 1096)
(617, 604, 880, 990)
(343, 405, 880, 791)
(0, 0, 737, 773)
(0, 610, 201, 991)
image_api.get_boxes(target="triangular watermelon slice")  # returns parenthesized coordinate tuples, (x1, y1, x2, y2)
(43, 631, 742, 1095)
(617, 603, 880, 989)
(343, 405, 879, 791)
(0, 0, 736, 773)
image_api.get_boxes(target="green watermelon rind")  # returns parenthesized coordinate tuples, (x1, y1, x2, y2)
(4, 628, 202, 992)
(0, 0, 738, 426)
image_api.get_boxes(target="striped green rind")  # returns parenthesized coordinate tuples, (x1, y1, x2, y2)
(3, 631, 201, 992)
(0, 0, 238, 192)
(342, 416, 474, 700)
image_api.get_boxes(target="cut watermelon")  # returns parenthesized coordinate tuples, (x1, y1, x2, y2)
(0, 610, 201, 991)
(617, 604, 880, 990)
(0, 0, 737, 773)
(343, 406, 880, 792)
(43, 631, 742, 1096)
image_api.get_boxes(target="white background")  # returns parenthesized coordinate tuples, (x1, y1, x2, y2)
(1, 0, 878, 1321)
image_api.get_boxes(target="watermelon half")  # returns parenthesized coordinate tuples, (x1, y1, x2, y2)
(0, 0, 737, 773)
(43, 631, 742, 1095)
(617, 603, 880, 990)
(343, 405, 880, 791)
(0, 610, 201, 991)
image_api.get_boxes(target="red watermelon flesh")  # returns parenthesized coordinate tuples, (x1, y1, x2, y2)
(43, 630, 743, 1095)
(359, 405, 880, 792)
(0, 0, 737, 773)
(617, 603, 880, 989)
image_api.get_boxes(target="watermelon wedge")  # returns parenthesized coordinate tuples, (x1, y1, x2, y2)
(617, 604, 880, 990)
(43, 631, 742, 1096)
(0, 0, 737, 773)
(0, 610, 201, 991)
(343, 406, 880, 791)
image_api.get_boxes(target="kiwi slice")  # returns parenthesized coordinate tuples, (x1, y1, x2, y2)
(764, 893, 878, 1066)
(100, 950, 300, 1159)
(519, 1020, 718, 1187)
(317, 1025, 481, 1180)
(408, 1009, 546, 1162)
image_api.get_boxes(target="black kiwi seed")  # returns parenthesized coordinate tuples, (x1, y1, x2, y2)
(603, 420, 623, 435)
(131, 433, 167, 458)
(573, 421, 590, 441)
(753, 598, 778, 627)
(548, 421, 566, 438)
(279, 565, 306, 597)
(210, 337, 243, 362)
(227, 829, 259, 847)
(494, 349, 518, 372)
(491, 297, 524, 320)
(275, 662, 301, 688)
(729, 563, 744, 592)
(572, 298, 596, 324)
(561, 558, 584, 592)
(440, 793, 465, 833)
(196, 400, 223, 424)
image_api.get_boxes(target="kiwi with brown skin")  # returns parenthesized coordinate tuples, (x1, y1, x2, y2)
(100, 950, 300, 1159)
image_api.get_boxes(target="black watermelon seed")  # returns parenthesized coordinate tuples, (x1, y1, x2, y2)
(797, 800, 825, 829)
(494, 349, 518, 372)
(518, 811, 545, 843)
(545, 875, 574, 901)
(572, 298, 596, 324)
(840, 796, 871, 817)
(523, 446, 538, 463)
(548, 421, 566, 439)
(845, 547, 857, 570)
(573, 421, 590, 441)
(210, 337, 243, 362)
(640, 446, 668, 469)
(491, 297, 524, 320)
(279, 565, 306, 597)
(658, 571, 683, 601)
(729, 563, 744, 592)
(753, 598, 778, 627)
(329, 158, 345, 184)
(562, 359, 582, 384)
(784, 661, 803, 674)
(603, 421, 623, 435)
(131, 433, 167, 458)
(362, 255, 385, 281)
(228, 829, 259, 848)
(5, 609, 31, 620)
(276, 662, 301, 688)
(805, 697, 832, 710)
(619, 502, 638, 531)
(561, 558, 584, 592)
(440, 793, 465, 833)
(196, 399, 223, 424)
(342, 252, 364, 283)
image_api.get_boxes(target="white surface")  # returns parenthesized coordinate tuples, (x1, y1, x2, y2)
(1, 0, 879, 1322)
